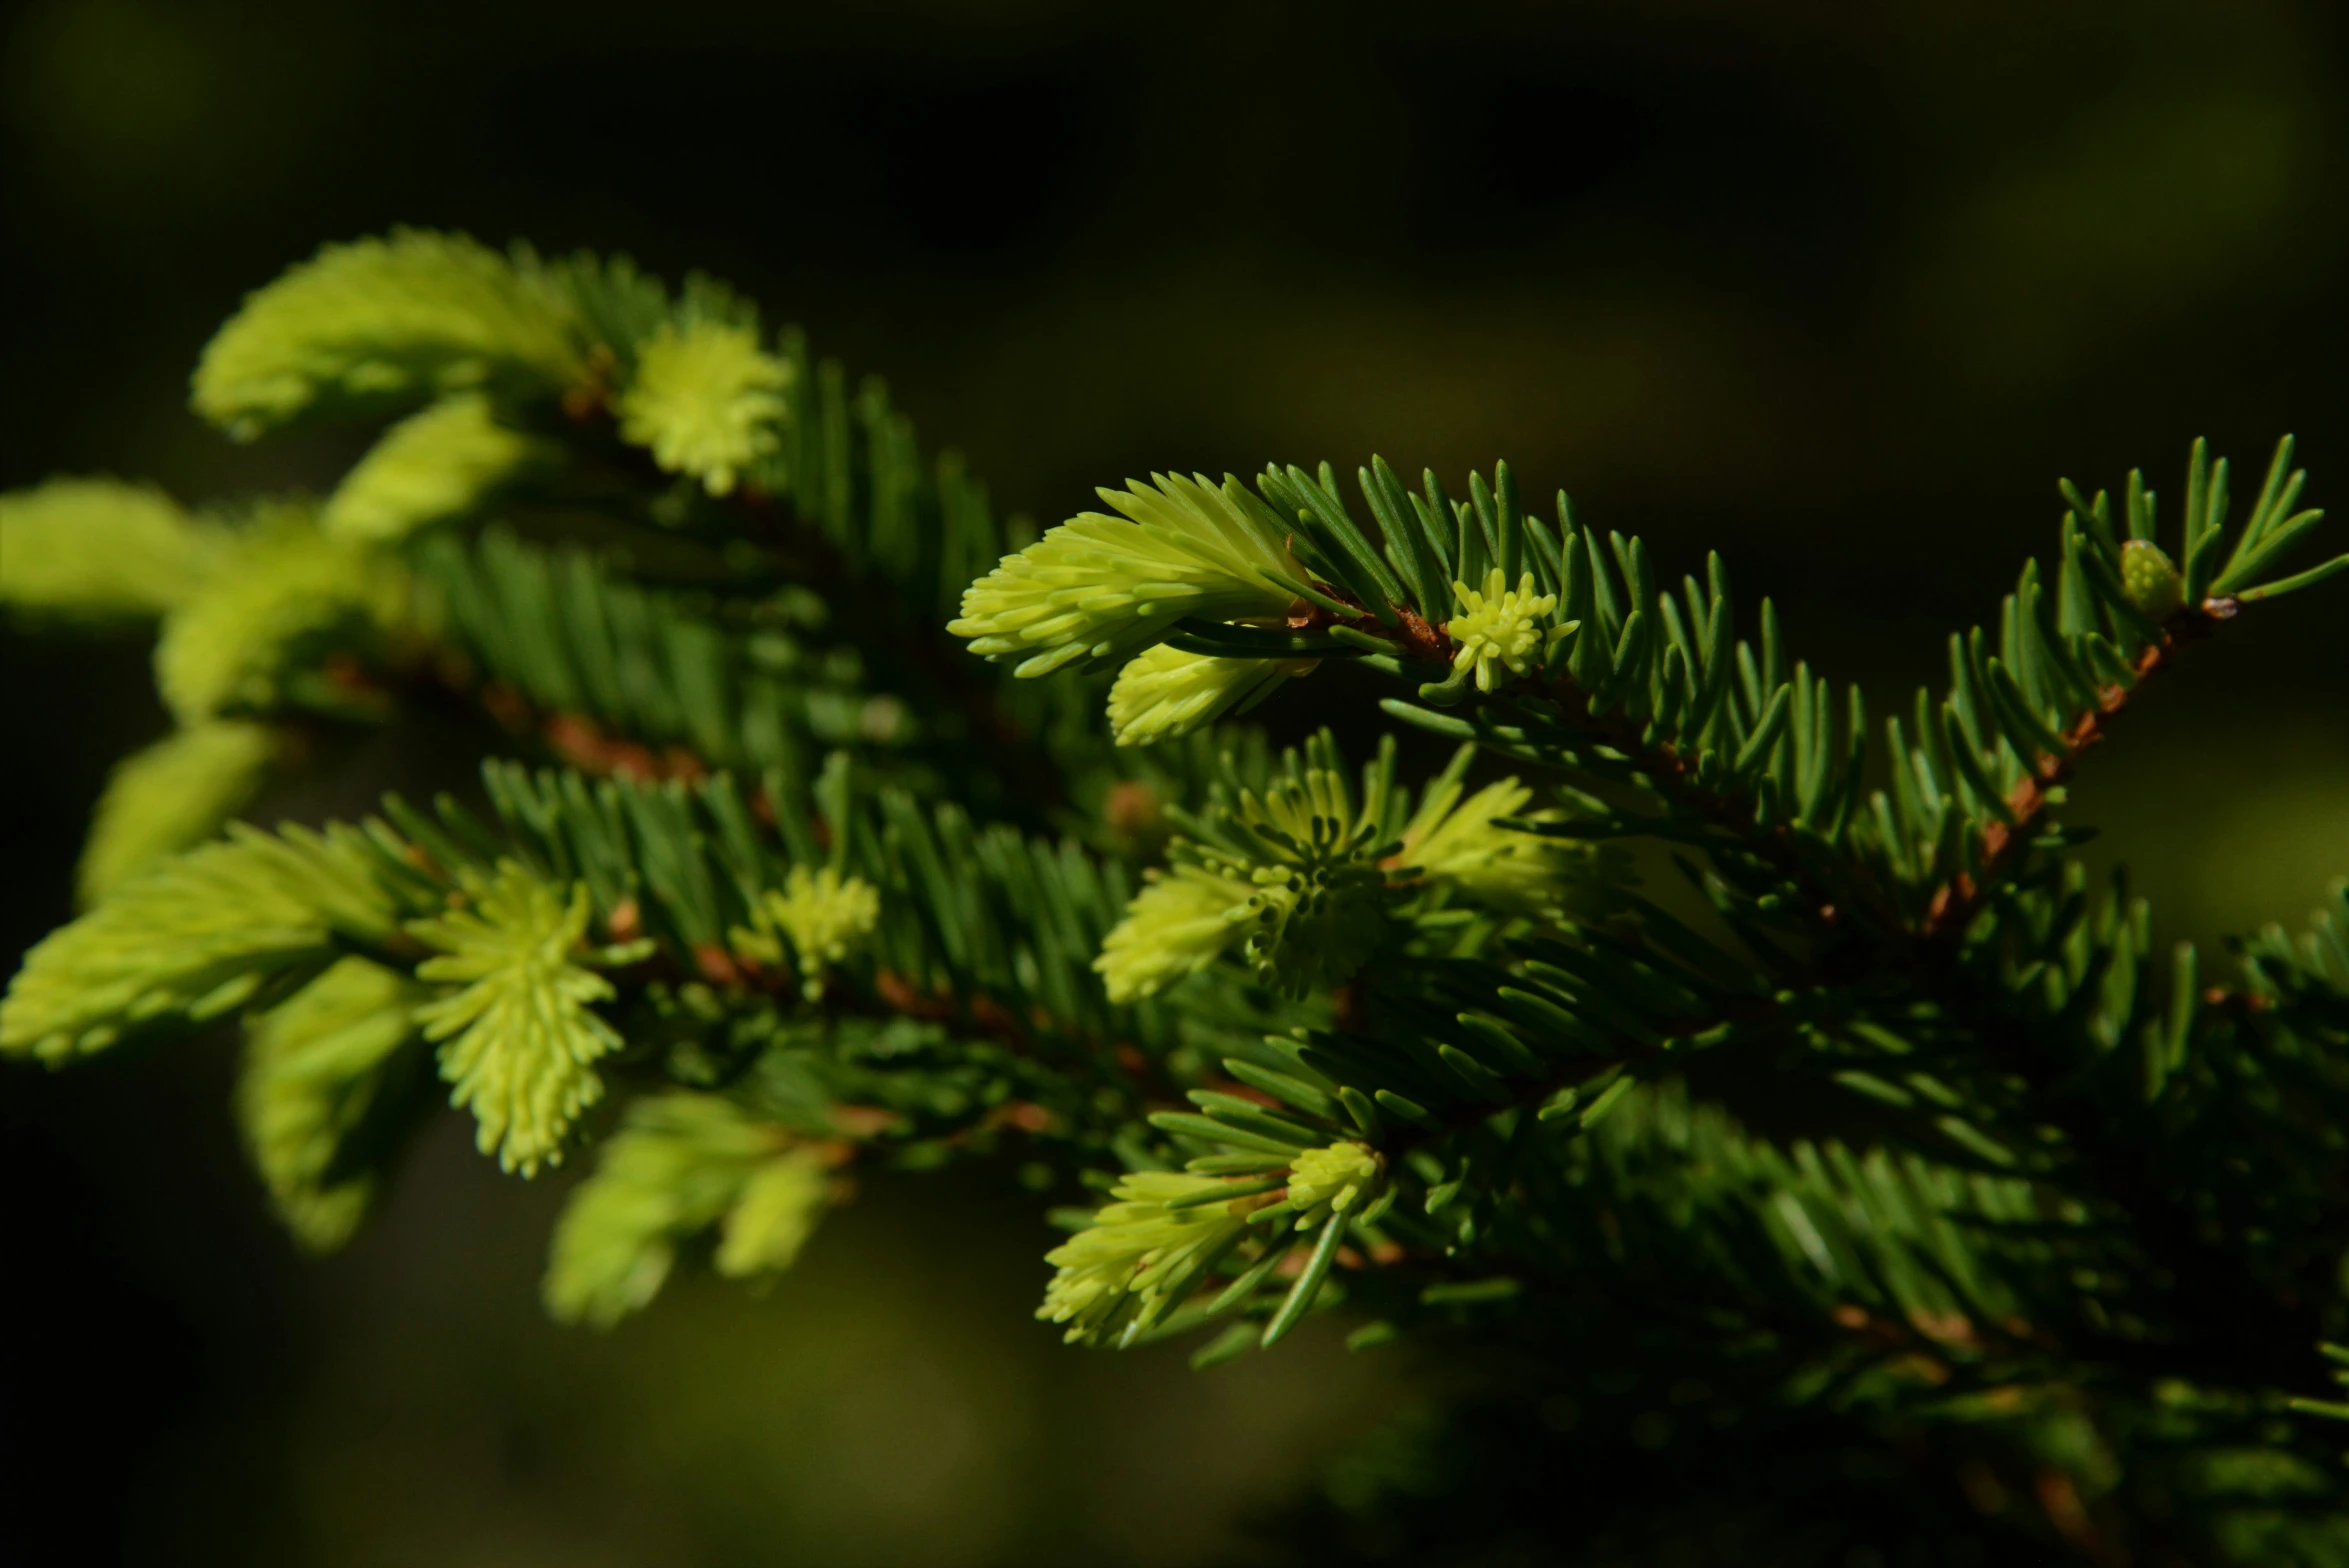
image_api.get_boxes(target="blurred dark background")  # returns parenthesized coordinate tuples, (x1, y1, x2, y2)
(4, 2, 2346, 1563)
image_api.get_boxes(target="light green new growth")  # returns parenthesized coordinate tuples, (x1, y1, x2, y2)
(0, 478, 222, 619)
(1096, 740, 1583, 1002)
(237, 956, 424, 1252)
(1106, 644, 1316, 745)
(0, 821, 405, 1064)
(1393, 771, 1575, 914)
(1037, 1141, 1388, 1350)
(77, 720, 278, 903)
(950, 473, 1303, 677)
(544, 1092, 829, 1328)
(321, 394, 554, 542)
(1099, 757, 1392, 1003)
(616, 320, 791, 496)
(410, 864, 624, 1176)
(1446, 568, 1571, 691)
(1285, 1140, 1383, 1231)
(713, 1148, 831, 1280)
(1038, 1169, 1262, 1345)
(738, 866, 881, 999)
(1094, 861, 1261, 1004)
(192, 229, 584, 439)
(154, 507, 406, 722)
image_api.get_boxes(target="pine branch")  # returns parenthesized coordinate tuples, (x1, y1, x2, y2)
(13, 230, 2349, 1562)
(1919, 611, 2211, 944)
(549, 385, 1083, 818)
(960, 440, 2335, 952)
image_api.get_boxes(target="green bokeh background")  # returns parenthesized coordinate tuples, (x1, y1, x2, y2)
(3, 3, 2345, 1562)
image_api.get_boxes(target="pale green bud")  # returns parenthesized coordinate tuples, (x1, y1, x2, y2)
(1446, 569, 1569, 691)
(733, 866, 881, 999)
(616, 321, 791, 496)
(2121, 538, 2185, 621)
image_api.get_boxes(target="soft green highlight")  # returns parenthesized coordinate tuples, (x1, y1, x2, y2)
(321, 393, 552, 542)
(237, 956, 425, 1252)
(545, 1092, 829, 1327)
(0, 477, 221, 619)
(192, 229, 584, 438)
(0, 822, 406, 1064)
(154, 508, 405, 722)
(77, 719, 277, 903)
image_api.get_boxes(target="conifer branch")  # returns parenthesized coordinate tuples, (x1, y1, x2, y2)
(9, 233, 2349, 1562)
(1919, 622, 2190, 944)
(552, 387, 1080, 817)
